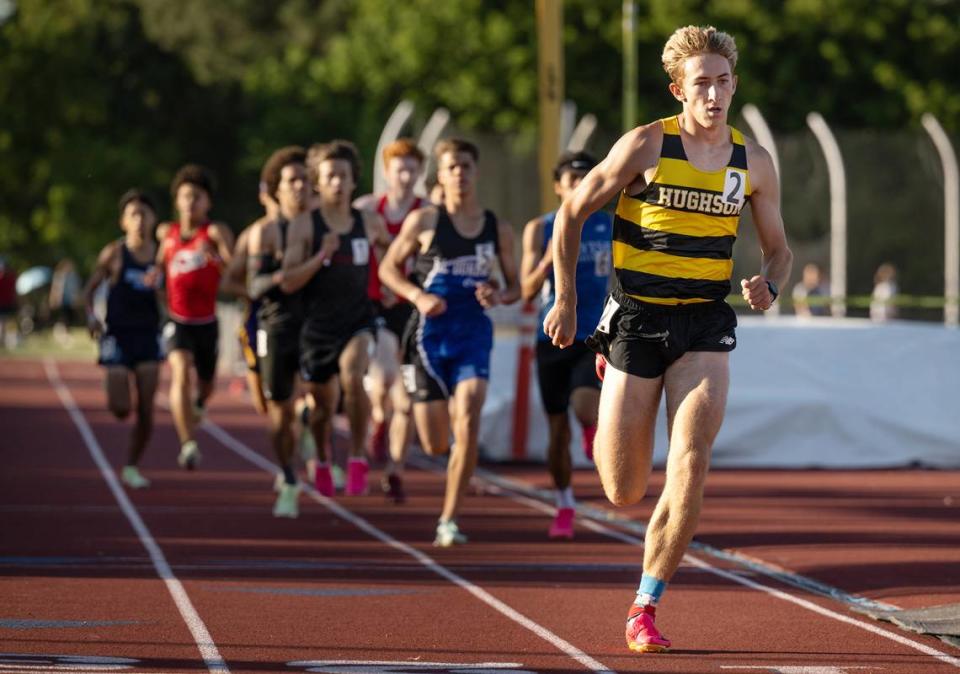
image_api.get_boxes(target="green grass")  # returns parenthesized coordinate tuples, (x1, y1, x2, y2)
(1, 327, 97, 361)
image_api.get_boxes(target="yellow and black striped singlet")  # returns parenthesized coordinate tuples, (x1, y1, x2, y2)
(613, 115, 751, 305)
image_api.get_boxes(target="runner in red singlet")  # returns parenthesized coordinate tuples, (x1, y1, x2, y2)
(156, 164, 234, 470)
(353, 138, 425, 503)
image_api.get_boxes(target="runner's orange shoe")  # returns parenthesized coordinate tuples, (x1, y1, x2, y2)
(625, 603, 671, 653)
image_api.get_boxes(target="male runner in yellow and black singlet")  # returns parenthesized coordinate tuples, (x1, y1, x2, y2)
(543, 25, 793, 654)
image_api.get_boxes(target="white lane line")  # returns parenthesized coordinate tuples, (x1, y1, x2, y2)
(201, 420, 615, 674)
(44, 359, 229, 673)
(465, 463, 900, 613)
(424, 460, 960, 669)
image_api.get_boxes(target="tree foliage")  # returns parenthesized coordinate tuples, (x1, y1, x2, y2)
(1, 0, 957, 284)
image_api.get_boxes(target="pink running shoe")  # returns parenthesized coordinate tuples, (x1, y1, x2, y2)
(346, 458, 369, 496)
(548, 507, 575, 539)
(595, 353, 607, 382)
(314, 464, 335, 497)
(625, 604, 671, 653)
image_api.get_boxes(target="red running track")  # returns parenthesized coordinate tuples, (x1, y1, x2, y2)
(1, 357, 959, 674)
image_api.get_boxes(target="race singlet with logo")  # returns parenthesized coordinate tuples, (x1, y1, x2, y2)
(163, 222, 222, 323)
(612, 115, 750, 305)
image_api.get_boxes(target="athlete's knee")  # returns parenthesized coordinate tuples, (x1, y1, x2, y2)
(340, 367, 366, 395)
(603, 480, 646, 507)
(421, 439, 450, 456)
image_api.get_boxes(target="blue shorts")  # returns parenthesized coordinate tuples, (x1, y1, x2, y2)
(402, 312, 492, 402)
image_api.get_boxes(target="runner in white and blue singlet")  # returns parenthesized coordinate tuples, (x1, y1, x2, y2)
(520, 151, 612, 540)
(379, 138, 521, 548)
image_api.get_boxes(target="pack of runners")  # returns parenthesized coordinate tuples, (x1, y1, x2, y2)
(83, 24, 792, 655)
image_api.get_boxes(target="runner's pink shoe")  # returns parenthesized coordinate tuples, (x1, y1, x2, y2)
(595, 354, 607, 382)
(346, 458, 369, 496)
(625, 603, 671, 653)
(314, 464, 335, 497)
(548, 507, 575, 539)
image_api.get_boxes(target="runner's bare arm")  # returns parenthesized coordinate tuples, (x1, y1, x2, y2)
(82, 241, 119, 337)
(380, 207, 445, 317)
(208, 222, 235, 266)
(363, 210, 392, 262)
(493, 220, 521, 306)
(221, 226, 253, 298)
(520, 216, 549, 302)
(741, 139, 793, 311)
(544, 124, 659, 347)
(245, 221, 282, 300)
(553, 124, 658, 304)
(280, 211, 338, 293)
(352, 193, 377, 212)
(154, 223, 170, 267)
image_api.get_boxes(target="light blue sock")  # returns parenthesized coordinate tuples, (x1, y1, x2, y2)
(634, 574, 667, 606)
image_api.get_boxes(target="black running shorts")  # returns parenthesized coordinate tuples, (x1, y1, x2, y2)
(535, 340, 600, 415)
(299, 310, 376, 384)
(376, 300, 415, 340)
(163, 320, 219, 382)
(586, 289, 737, 379)
(98, 329, 163, 370)
(257, 326, 300, 402)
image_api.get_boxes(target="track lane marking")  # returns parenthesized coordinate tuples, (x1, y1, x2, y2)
(424, 460, 960, 668)
(201, 420, 615, 674)
(463, 462, 901, 612)
(44, 359, 229, 673)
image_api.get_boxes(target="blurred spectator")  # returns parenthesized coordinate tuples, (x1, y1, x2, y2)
(870, 262, 898, 322)
(49, 258, 82, 343)
(0, 256, 18, 348)
(792, 262, 829, 317)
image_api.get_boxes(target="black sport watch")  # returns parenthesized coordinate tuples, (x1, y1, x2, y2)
(766, 279, 779, 302)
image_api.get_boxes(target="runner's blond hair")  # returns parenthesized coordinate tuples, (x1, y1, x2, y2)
(661, 26, 738, 84)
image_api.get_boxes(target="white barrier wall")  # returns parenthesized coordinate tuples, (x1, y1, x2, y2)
(483, 317, 960, 468)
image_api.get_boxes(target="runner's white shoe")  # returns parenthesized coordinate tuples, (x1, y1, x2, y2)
(177, 440, 201, 470)
(121, 465, 150, 489)
(434, 520, 467, 547)
(273, 483, 300, 518)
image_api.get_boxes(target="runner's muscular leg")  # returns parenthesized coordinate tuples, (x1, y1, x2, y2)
(129, 362, 158, 466)
(413, 400, 450, 456)
(387, 377, 414, 472)
(339, 332, 373, 459)
(643, 351, 729, 582)
(266, 398, 296, 467)
(546, 413, 572, 490)
(167, 349, 194, 444)
(442, 377, 487, 523)
(368, 328, 399, 426)
(570, 387, 600, 428)
(105, 366, 131, 420)
(594, 363, 663, 506)
(307, 378, 339, 463)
